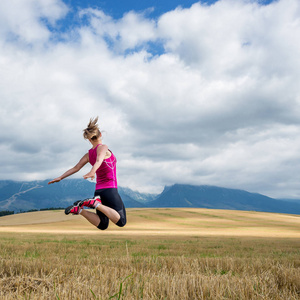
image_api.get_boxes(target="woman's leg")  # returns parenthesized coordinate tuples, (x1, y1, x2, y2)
(95, 202, 121, 224)
(96, 189, 126, 227)
(80, 204, 120, 227)
(77, 189, 125, 228)
(80, 209, 100, 227)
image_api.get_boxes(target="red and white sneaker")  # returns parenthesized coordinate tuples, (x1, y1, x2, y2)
(65, 204, 81, 215)
(73, 196, 101, 209)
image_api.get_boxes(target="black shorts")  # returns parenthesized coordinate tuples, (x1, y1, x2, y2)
(94, 188, 126, 230)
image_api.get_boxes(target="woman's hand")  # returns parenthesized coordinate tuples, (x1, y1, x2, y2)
(48, 177, 62, 185)
(83, 171, 95, 180)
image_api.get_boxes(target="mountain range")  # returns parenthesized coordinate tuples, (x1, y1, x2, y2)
(0, 179, 300, 215)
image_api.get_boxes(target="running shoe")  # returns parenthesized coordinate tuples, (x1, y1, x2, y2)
(65, 204, 81, 215)
(73, 196, 101, 208)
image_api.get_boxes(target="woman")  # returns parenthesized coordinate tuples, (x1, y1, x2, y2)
(48, 117, 126, 230)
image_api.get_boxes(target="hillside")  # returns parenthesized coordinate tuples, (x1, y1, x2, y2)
(1, 180, 300, 214)
(149, 184, 300, 214)
(0, 179, 145, 211)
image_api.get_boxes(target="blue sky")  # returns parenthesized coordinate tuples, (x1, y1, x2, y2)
(55, 0, 216, 44)
(1, 0, 300, 199)
(64, 0, 219, 18)
(58, 0, 275, 32)
(63, 0, 275, 18)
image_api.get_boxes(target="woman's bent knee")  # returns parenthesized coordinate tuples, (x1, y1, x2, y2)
(116, 208, 126, 227)
(116, 218, 126, 227)
(97, 221, 109, 230)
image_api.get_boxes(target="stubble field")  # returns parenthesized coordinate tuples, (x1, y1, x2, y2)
(0, 208, 299, 299)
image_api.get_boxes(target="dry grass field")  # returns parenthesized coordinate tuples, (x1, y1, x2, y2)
(0, 208, 299, 299)
(0, 208, 299, 237)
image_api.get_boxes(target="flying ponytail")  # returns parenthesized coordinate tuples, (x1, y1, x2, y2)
(83, 117, 101, 140)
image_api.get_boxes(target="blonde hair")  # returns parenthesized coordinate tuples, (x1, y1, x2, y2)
(83, 117, 101, 140)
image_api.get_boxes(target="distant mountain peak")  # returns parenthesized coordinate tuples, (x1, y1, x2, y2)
(0, 180, 299, 215)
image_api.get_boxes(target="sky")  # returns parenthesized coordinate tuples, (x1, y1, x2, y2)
(1, 0, 300, 199)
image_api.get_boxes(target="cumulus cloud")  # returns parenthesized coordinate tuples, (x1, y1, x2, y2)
(79, 8, 157, 52)
(1, 0, 300, 198)
(0, 0, 68, 43)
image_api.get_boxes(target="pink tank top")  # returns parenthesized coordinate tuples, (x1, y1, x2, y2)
(88, 144, 118, 190)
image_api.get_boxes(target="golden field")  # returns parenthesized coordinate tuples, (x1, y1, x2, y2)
(0, 208, 299, 238)
(0, 208, 299, 299)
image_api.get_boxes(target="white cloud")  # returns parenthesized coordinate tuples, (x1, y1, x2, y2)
(1, 0, 300, 198)
(0, 0, 68, 43)
(79, 8, 157, 52)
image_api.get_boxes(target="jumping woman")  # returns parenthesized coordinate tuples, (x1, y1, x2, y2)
(48, 117, 126, 230)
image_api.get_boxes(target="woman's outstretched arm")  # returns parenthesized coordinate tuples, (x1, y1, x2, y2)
(48, 153, 89, 184)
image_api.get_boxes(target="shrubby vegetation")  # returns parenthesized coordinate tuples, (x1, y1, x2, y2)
(0, 211, 14, 217)
(4, 208, 66, 215)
